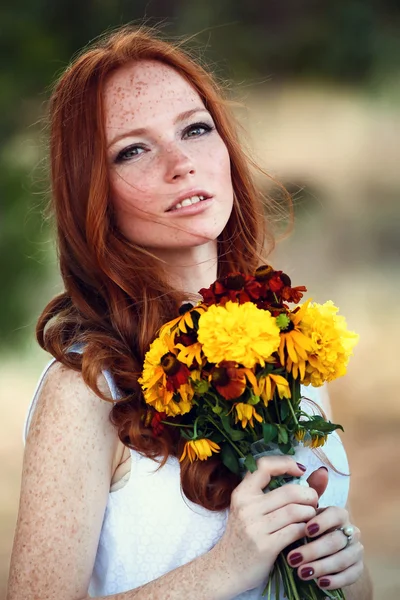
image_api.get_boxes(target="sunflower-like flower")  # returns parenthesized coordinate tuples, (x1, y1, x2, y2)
(179, 438, 221, 462)
(234, 402, 263, 428)
(279, 301, 315, 379)
(160, 303, 207, 337)
(139, 336, 195, 417)
(299, 301, 359, 387)
(197, 301, 281, 368)
(259, 373, 291, 405)
(304, 434, 328, 448)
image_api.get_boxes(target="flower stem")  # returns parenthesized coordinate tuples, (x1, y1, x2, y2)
(207, 415, 246, 458)
(160, 421, 194, 428)
(287, 398, 299, 427)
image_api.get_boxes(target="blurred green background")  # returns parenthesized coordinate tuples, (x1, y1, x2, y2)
(1, 1, 399, 598)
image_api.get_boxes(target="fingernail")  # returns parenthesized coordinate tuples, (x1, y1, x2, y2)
(307, 523, 320, 536)
(296, 462, 307, 472)
(319, 466, 328, 472)
(300, 567, 314, 579)
(289, 552, 303, 566)
(319, 578, 331, 588)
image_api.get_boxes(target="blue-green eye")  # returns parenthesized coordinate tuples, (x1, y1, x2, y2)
(183, 122, 213, 138)
(115, 145, 146, 163)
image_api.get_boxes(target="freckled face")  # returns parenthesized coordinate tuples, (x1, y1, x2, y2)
(104, 60, 233, 251)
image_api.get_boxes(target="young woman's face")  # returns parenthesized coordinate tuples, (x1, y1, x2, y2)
(104, 60, 233, 252)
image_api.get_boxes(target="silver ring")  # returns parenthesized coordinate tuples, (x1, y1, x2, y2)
(338, 524, 355, 548)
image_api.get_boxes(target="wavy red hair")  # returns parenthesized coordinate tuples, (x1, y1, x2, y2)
(37, 25, 283, 510)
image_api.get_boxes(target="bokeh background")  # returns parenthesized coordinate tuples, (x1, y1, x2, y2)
(1, 2, 399, 598)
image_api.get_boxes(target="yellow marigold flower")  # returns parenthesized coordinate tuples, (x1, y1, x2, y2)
(139, 336, 195, 417)
(179, 438, 221, 462)
(197, 301, 281, 368)
(234, 402, 263, 428)
(259, 374, 291, 405)
(299, 301, 359, 387)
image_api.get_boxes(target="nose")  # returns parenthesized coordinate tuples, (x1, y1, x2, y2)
(164, 144, 195, 182)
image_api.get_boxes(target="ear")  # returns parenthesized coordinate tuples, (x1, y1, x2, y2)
(307, 467, 329, 499)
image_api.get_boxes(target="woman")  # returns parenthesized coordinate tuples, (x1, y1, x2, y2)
(7, 26, 371, 600)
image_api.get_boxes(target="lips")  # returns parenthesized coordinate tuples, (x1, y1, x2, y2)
(166, 190, 212, 212)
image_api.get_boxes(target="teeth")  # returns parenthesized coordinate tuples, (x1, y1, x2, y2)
(172, 195, 206, 211)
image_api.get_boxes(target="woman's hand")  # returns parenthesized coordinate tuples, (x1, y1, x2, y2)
(287, 506, 364, 592)
(213, 455, 319, 595)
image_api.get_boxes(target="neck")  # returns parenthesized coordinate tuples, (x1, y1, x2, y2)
(153, 242, 218, 297)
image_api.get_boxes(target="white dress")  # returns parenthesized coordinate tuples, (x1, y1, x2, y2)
(24, 359, 350, 599)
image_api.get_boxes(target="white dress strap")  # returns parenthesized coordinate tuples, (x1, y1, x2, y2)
(23, 344, 122, 443)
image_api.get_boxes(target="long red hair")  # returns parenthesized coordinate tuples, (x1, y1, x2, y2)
(37, 25, 283, 510)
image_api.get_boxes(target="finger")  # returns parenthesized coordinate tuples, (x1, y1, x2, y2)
(257, 484, 318, 515)
(316, 561, 364, 591)
(263, 503, 316, 534)
(241, 455, 307, 494)
(307, 466, 329, 498)
(270, 522, 308, 554)
(295, 542, 364, 582)
(288, 527, 361, 567)
(305, 506, 350, 538)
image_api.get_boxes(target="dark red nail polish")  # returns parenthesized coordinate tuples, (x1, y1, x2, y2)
(319, 578, 331, 588)
(300, 567, 314, 579)
(296, 462, 307, 472)
(307, 523, 320, 536)
(289, 552, 303, 566)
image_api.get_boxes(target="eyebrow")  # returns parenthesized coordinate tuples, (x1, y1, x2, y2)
(107, 107, 210, 148)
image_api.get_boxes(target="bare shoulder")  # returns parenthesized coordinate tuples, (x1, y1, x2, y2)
(7, 362, 119, 600)
(27, 361, 117, 452)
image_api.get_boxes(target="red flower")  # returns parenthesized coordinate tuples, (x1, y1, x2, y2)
(211, 361, 247, 400)
(151, 411, 166, 436)
(161, 352, 191, 391)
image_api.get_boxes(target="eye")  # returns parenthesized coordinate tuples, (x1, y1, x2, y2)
(183, 122, 213, 139)
(115, 145, 146, 163)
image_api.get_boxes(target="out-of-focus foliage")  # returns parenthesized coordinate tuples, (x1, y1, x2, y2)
(1, 0, 400, 348)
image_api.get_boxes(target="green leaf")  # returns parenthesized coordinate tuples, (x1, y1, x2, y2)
(301, 416, 344, 434)
(220, 414, 245, 441)
(221, 443, 240, 475)
(262, 422, 278, 444)
(244, 453, 257, 473)
(278, 441, 293, 454)
(279, 399, 290, 421)
(277, 426, 289, 444)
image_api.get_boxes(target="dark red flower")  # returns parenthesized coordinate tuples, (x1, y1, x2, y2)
(151, 411, 166, 436)
(281, 285, 307, 304)
(161, 352, 191, 391)
(211, 361, 247, 400)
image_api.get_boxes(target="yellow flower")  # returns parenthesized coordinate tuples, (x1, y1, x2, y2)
(179, 438, 221, 462)
(234, 402, 263, 428)
(304, 434, 328, 448)
(259, 374, 291, 405)
(175, 341, 203, 368)
(160, 303, 207, 336)
(197, 301, 281, 368)
(279, 301, 314, 379)
(294, 428, 306, 442)
(139, 336, 195, 417)
(299, 301, 359, 387)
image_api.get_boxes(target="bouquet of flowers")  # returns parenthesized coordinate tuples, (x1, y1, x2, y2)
(139, 264, 358, 599)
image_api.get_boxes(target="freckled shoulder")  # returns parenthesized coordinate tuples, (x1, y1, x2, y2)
(7, 362, 121, 600)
